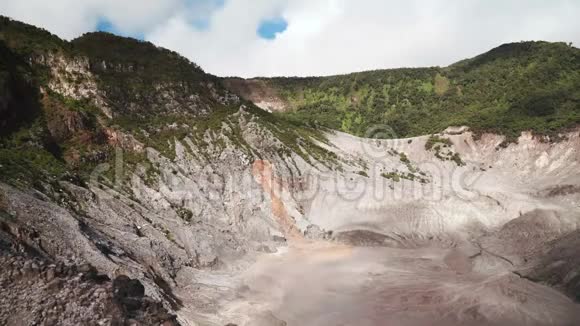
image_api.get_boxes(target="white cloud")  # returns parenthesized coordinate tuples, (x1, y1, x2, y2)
(1, 0, 579, 77)
(1, 0, 96, 39)
(0, 0, 184, 39)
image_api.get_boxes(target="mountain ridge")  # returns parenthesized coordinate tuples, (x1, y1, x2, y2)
(3, 15, 578, 143)
(226, 40, 580, 140)
(1, 15, 580, 326)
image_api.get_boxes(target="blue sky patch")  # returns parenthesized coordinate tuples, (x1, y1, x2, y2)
(96, 18, 115, 33)
(257, 17, 288, 40)
(189, 17, 211, 30)
(96, 17, 145, 40)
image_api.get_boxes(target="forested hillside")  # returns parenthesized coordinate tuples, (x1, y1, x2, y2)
(230, 41, 580, 140)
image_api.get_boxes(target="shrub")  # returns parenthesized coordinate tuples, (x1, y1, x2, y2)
(357, 170, 369, 177)
(425, 135, 452, 150)
(176, 207, 193, 222)
(381, 172, 401, 182)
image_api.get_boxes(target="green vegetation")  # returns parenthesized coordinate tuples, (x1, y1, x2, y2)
(357, 170, 369, 177)
(249, 105, 338, 167)
(0, 40, 43, 136)
(381, 172, 401, 182)
(253, 41, 580, 141)
(425, 135, 453, 150)
(434, 73, 450, 95)
(424, 135, 465, 166)
(70, 32, 233, 122)
(0, 146, 66, 185)
(381, 170, 428, 183)
(450, 152, 465, 166)
(176, 207, 194, 222)
(163, 228, 176, 242)
(0, 80, 69, 185)
(0, 16, 71, 57)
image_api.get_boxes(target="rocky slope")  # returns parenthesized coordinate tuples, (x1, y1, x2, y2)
(0, 231, 179, 326)
(208, 129, 580, 326)
(1, 16, 580, 326)
(0, 16, 327, 325)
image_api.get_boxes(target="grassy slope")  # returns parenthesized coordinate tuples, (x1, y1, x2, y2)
(258, 41, 580, 140)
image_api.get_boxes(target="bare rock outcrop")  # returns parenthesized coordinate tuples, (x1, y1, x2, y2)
(0, 235, 179, 326)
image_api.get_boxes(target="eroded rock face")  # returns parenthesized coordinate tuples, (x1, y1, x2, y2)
(2, 126, 580, 325)
(522, 229, 580, 302)
(223, 78, 288, 112)
(443, 126, 470, 135)
(0, 233, 179, 326)
(35, 53, 113, 118)
(303, 224, 331, 240)
(0, 100, 312, 324)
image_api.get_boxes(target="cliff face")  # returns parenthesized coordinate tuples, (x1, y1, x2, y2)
(1, 16, 580, 326)
(0, 16, 325, 325)
(223, 78, 288, 112)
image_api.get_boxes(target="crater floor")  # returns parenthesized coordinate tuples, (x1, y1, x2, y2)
(178, 130, 580, 326)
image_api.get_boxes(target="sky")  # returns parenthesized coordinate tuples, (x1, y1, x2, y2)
(1, 0, 579, 77)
